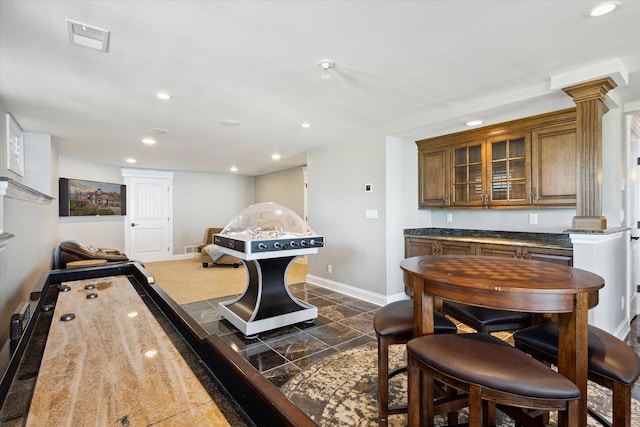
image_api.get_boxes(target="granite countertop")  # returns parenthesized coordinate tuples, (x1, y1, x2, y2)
(404, 228, 573, 249)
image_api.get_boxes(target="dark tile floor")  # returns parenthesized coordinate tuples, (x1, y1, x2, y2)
(181, 282, 640, 399)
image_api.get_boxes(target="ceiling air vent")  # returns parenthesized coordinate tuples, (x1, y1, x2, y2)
(66, 19, 110, 53)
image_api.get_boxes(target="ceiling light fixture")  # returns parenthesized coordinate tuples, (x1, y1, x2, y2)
(301, 123, 311, 128)
(317, 59, 335, 83)
(156, 92, 172, 100)
(126, 158, 137, 164)
(142, 138, 156, 145)
(272, 154, 281, 160)
(466, 120, 483, 127)
(220, 119, 241, 126)
(589, 2, 619, 17)
(66, 19, 110, 52)
(230, 166, 238, 172)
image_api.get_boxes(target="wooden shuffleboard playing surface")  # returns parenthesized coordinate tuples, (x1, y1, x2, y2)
(25, 276, 230, 426)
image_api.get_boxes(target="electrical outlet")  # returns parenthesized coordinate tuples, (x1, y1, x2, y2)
(528, 214, 538, 225)
(446, 213, 453, 223)
(327, 264, 333, 273)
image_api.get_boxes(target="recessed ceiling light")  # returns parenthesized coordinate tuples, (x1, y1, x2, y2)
(589, 2, 619, 17)
(272, 154, 281, 160)
(466, 120, 483, 127)
(221, 119, 241, 126)
(230, 166, 238, 172)
(148, 128, 167, 134)
(301, 123, 311, 128)
(126, 158, 137, 163)
(156, 92, 172, 100)
(142, 138, 156, 145)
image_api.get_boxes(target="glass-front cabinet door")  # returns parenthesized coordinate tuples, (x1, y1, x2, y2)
(452, 142, 485, 206)
(486, 134, 531, 206)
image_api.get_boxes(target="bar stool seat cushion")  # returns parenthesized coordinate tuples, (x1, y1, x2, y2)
(443, 301, 531, 331)
(513, 321, 640, 386)
(408, 333, 580, 401)
(374, 300, 457, 338)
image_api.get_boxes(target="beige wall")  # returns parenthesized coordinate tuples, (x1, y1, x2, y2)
(255, 167, 305, 219)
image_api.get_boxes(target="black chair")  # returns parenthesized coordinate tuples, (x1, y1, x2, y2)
(443, 301, 531, 333)
(373, 299, 457, 426)
(514, 321, 640, 427)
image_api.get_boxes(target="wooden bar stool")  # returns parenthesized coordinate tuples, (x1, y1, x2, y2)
(443, 301, 531, 333)
(514, 321, 640, 427)
(373, 299, 457, 426)
(407, 333, 580, 427)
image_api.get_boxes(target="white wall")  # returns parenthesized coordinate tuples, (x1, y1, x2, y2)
(255, 167, 304, 218)
(602, 108, 625, 228)
(58, 155, 127, 251)
(172, 171, 254, 254)
(0, 104, 59, 344)
(385, 136, 426, 299)
(307, 135, 387, 297)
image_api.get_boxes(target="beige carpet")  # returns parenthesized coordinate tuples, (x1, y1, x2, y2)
(144, 257, 308, 305)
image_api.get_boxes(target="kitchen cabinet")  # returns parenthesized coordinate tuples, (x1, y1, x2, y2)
(416, 109, 576, 209)
(405, 237, 474, 257)
(475, 243, 573, 265)
(404, 231, 573, 296)
(418, 146, 450, 207)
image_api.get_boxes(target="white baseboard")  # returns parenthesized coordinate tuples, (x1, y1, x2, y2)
(610, 317, 631, 341)
(306, 274, 408, 307)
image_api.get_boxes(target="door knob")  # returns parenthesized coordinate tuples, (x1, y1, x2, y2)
(130, 223, 139, 227)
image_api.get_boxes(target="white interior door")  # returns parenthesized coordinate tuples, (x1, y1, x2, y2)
(123, 169, 173, 263)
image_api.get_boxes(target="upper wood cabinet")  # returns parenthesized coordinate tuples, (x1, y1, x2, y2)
(419, 146, 450, 207)
(531, 123, 577, 206)
(417, 109, 576, 209)
(451, 141, 484, 207)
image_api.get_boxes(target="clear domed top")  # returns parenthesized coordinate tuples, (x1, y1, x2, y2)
(221, 202, 317, 240)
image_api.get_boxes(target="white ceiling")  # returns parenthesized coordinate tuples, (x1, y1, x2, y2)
(1, 1, 639, 176)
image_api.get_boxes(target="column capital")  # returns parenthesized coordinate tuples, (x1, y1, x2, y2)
(562, 77, 617, 106)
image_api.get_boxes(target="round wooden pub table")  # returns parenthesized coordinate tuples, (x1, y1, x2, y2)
(400, 255, 604, 427)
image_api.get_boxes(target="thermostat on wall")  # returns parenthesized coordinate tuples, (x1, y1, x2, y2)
(365, 184, 373, 192)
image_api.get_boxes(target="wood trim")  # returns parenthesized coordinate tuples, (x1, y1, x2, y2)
(562, 77, 617, 230)
(416, 108, 576, 149)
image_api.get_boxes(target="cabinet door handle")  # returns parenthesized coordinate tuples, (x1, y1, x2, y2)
(530, 188, 537, 204)
(443, 192, 449, 202)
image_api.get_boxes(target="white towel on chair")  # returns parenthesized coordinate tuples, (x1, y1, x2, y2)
(204, 244, 225, 262)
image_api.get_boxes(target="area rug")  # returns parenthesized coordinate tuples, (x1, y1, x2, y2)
(144, 257, 307, 305)
(281, 342, 640, 426)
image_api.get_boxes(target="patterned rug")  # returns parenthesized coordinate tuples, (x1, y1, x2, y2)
(281, 342, 640, 426)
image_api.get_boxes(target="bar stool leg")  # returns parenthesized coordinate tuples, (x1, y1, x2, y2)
(612, 382, 632, 427)
(377, 337, 389, 426)
(468, 384, 482, 427)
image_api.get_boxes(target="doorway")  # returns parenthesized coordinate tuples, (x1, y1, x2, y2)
(122, 169, 174, 263)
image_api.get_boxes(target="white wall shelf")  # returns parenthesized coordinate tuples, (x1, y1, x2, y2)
(0, 176, 54, 235)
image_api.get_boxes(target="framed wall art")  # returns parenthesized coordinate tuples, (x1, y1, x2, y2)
(59, 178, 127, 217)
(5, 114, 24, 176)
